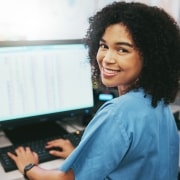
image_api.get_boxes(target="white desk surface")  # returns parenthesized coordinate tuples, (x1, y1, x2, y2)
(0, 105, 179, 180)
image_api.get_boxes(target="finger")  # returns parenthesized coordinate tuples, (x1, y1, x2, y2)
(46, 142, 61, 148)
(33, 152, 38, 159)
(46, 139, 66, 148)
(25, 146, 31, 151)
(64, 139, 73, 144)
(33, 152, 39, 164)
(47, 139, 64, 145)
(15, 146, 26, 154)
(7, 152, 17, 161)
(49, 150, 66, 158)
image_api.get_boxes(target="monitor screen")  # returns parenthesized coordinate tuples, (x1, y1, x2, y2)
(0, 39, 94, 128)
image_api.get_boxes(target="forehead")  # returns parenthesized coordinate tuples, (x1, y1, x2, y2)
(102, 23, 134, 44)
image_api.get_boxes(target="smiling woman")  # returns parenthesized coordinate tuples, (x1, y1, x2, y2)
(96, 23, 143, 94)
(7, 1, 180, 180)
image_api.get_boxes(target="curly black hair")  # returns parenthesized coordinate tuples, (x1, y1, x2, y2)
(84, 1, 180, 107)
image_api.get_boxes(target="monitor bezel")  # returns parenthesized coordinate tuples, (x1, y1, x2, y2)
(0, 39, 85, 47)
(0, 39, 94, 130)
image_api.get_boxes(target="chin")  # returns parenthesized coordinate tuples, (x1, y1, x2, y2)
(102, 81, 116, 88)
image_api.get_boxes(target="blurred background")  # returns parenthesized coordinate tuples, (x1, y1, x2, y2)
(0, 0, 179, 41)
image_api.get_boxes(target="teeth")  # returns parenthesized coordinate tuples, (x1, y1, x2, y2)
(104, 68, 119, 73)
(103, 68, 119, 74)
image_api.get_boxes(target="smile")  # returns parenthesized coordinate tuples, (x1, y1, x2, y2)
(102, 67, 120, 76)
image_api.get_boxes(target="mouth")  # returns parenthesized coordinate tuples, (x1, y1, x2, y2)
(102, 67, 120, 76)
(102, 67, 120, 74)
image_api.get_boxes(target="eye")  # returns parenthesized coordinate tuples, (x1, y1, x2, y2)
(99, 43, 108, 49)
(118, 48, 128, 53)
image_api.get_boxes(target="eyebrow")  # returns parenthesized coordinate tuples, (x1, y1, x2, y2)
(100, 38, 134, 48)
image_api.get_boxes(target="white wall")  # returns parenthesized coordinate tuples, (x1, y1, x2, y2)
(0, 0, 179, 41)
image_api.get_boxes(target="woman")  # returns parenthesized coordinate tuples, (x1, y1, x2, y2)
(8, 1, 180, 180)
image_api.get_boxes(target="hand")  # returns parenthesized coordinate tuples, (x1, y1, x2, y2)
(7, 146, 39, 174)
(46, 139, 75, 159)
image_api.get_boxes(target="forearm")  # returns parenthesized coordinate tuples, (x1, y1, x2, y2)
(26, 166, 74, 180)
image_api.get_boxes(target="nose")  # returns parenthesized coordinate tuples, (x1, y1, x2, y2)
(103, 50, 116, 63)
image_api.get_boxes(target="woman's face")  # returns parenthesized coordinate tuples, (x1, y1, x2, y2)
(96, 23, 143, 94)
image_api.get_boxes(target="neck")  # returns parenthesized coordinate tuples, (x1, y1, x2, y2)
(118, 86, 129, 96)
(118, 78, 140, 96)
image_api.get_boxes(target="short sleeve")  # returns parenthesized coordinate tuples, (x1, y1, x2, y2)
(60, 100, 131, 179)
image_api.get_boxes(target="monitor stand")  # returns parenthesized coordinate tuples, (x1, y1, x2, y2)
(3, 121, 68, 145)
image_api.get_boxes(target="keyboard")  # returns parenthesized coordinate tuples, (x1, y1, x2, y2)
(0, 130, 84, 172)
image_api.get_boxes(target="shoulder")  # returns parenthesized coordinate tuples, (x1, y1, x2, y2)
(92, 88, 163, 133)
(86, 89, 149, 134)
(98, 89, 152, 114)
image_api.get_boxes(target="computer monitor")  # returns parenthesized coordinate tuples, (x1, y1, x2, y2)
(0, 39, 94, 143)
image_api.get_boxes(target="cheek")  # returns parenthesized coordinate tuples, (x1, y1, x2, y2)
(130, 59, 143, 77)
(122, 55, 143, 77)
(130, 53, 143, 69)
(96, 51, 102, 65)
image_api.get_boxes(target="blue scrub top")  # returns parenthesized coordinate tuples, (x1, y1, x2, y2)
(60, 89, 179, 180)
